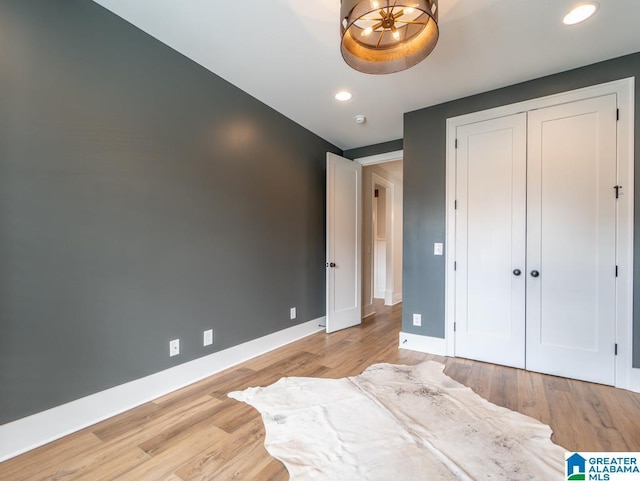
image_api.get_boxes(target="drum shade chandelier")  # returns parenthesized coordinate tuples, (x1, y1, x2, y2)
(340, 0, 439, 74)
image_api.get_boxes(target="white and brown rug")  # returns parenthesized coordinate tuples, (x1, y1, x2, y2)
(228, 361, 565, 480)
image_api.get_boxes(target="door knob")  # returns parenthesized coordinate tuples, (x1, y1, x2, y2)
(513, 269, 521, 276)
(530, 270, 540, 278)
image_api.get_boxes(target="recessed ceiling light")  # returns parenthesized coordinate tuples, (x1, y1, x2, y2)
(563, 2, 599, 25)
(335, 91, 353, 102)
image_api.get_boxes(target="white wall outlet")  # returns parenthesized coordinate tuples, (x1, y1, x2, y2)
(434, 243, 443, 255)
(169, 339, 180, 357)
(203, 329, 213, 347)
(413, 314, 422, 327)
(290, 307, 297, 320)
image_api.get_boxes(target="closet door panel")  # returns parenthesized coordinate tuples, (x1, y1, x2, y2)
(454, 113, 527, 368)
(526, 94, 617, 385)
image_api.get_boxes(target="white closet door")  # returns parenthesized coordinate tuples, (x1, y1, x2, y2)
(455, 113, 527, 368)
(526, 95, 617, 385)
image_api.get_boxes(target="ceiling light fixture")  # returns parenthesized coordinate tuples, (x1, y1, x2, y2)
(340, 0, 439, 75)
(335, 90, 353, 101)
(563, 2, 599, 25)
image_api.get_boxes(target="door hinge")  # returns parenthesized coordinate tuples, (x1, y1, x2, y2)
(615, 343, 618, 356)
(614, 185, 622, 199)
(617, 108, 620, 121)
(615, 265, 619, 277)
(454, 322, 457, 332)
(455, 138, 458, 149)
(454, 200, 457, 210)
(454, 261, 457, 271)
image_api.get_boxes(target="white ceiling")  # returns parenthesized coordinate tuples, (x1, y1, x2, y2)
(92, 0, 640, 151)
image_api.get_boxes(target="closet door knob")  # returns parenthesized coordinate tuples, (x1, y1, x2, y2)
(530, 270, 540, 278)
(513, 269, 521, 276)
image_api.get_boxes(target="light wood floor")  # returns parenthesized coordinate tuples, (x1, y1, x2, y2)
(2, 301, 640, 480)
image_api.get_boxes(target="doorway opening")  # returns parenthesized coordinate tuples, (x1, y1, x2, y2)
(357, 153, 403, 319)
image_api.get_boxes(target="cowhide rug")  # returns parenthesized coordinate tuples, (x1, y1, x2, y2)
(228, 361, 565, 480)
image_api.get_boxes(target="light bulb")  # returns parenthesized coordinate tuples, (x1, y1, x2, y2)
(563, 3, 598, 25)
(362, 26, 373, 36)
(392, 29, 400, 40)
(335, 91, 353, 102)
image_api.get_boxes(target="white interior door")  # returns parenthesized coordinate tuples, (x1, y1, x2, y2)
(526, 95, 617, 385)
(326, 152, 362, 333)
(454, 113, 527, 368)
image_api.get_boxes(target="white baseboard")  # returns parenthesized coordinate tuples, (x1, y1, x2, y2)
(0, 317, 325, 463)
(362, 303, 376, 319)
(399, 331, 447, 356)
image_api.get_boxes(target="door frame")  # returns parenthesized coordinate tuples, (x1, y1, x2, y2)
(444, 78, 635, 390)
(355, 150, 404, 318)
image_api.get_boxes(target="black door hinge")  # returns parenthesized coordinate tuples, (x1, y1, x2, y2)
(455, 138, 458, 149)
(614, 185, 622, 199)
(454, 261, 457, 271)
(454, 200, 457, 210)
(617, 109, 620, 121)
(615, 265, 619, 277)
(615, 343, 618, 356)
(454, 322, 457, 332)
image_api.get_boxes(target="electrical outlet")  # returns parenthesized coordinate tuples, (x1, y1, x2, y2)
(434, 243, 443, 255)
(169, 339, 180, 357)
(204, 329, 213, 346)
(413, 314, 422, 327)
(290, 307, 296, 320)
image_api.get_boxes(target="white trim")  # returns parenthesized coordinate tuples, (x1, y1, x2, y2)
(445, 112, 457, 358)
(613, 78, 635, 392)
(399, 332, 447, 356)
(354, 149, 403, 166)
(445, 79, 633, 127)
(392, 291, 403, 305)
(0, 317, 325, 463)
(445, 77, 635, 390)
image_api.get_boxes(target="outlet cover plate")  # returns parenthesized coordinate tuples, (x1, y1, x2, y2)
(290, 307, 297, 320)
(204, 329, 213, 346)
(412, 314, 422, 327)
(169, 339, 180, 357)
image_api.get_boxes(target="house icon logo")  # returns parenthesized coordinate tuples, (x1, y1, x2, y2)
(566, 453, 587, 480)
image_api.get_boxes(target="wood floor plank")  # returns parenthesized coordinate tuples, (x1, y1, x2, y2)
(1, 299, 639, 481)
(117, 423, 229, 481)
(65, 447, 151, 481)
(0, 431, 103, 481)
(93, 395, 219, 444)
(138, 398, 227, 456)
(174, 417, 269, 481)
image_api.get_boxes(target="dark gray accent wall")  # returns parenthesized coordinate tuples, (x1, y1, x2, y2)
(0, 0, 340, 424)
(343, 139, 403, 160)
(403, 52, 640, 367)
